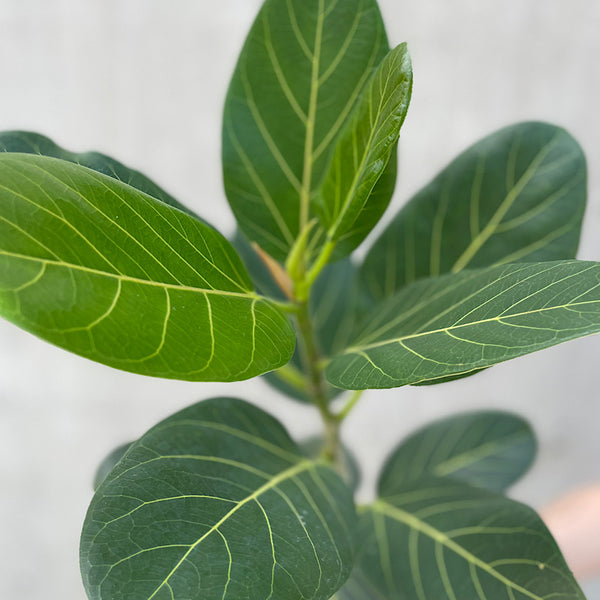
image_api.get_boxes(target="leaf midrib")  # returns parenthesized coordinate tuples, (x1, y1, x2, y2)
(1, 249, 261, 300)
(450, 135, 560, 273)
(344, 299, 600, 355)
(299, 0, 325, 234)
(371, 501, 547, 600)
(432, 431, 530, 478)
(144, 459, 316, 600)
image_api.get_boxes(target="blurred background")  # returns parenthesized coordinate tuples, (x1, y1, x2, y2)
(0, 0, 599, 597)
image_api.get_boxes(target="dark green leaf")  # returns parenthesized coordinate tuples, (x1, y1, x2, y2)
(310, 258, 366, 358)
(222, 0, 392, 261)
(0, 154, 294, 381)
(300, 435, 361, 492)
(378, 411, 536, 495)
(81, 397, 356, 600)
(361, 122, 587, 302)
(338, 477, 584, 600)
(314, 44, 412, 253)
(327, 260, 600, 389)
(412, 368, 487, 386)
(0, 130, 198, 218)
(93, 442, 131, 491)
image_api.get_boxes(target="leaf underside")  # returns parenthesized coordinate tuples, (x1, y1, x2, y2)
(327, 260, 600, 389)
(81, 398, 356, 600)
(338, 477, 584, 600)
(0, 154, 294, 381)
(361, 122, 587, 302)
(378, 411, 536, 495)
(222, 0, 395, 262)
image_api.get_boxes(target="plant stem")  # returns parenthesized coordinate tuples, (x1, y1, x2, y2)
(295, 239, 335, 301)
(295, 300, 340, 462)
(271, 363, 306, 393)
(335, 389, 364, 422)
(269, 299, 301, 314)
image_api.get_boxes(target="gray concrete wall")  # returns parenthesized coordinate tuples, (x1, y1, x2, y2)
(0, 1, 599, 597)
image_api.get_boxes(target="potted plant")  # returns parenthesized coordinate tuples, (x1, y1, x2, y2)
(0, 0, 598, 598)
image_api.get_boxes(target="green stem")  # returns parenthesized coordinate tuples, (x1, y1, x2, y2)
(335, 389, 364, 422)
(272, 363, 307, 393)
(295, 239, 336, 301)
(270, 299, 301, 314)
(295, 301, 340, 462)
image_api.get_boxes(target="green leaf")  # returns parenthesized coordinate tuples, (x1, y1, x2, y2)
(361, 122, 587, 302)
(338, 477, 585, 600)
(327, 260, 600, 389)
(0, 153, 295, 381)
(264, 257, 365, 402)
(93, 442, 131, 491)
(300, 435, 361, 492)
(411, 367, 487, 386)
(0, 130, 198, 218)
(378, 411, 536, 495)
(81, 397, 356, 600)
(222, 0, 392, 262)
(314, 44, 412, 252)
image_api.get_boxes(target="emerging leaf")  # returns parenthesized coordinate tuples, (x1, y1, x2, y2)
(361, 122, 587, 301)
(81, 398, 356, 600)
(327, 260, 600, 389)
(273, 257, 365, 403)
(338, 477, 585, 599)
(234, 231, 365, 402)
(222, 0, 394, 261)
(314, 44, 412, 255)
(378, 411, 536, 495)
(231, 229, 288, 301)
(0, 154, 294, 381)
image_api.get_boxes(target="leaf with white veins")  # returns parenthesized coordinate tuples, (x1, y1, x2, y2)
(0, 154, 294, 381)
(327, 261, 600, 389)
(81, 398, 356, 600)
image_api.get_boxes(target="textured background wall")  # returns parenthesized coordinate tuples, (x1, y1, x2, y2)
(0, 0, 599, 597)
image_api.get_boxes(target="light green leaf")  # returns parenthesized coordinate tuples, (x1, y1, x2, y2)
(338, 477, 584, 600)
(314, 44, 412, 250)
(0, 130, 198, 217)
(0, 154, 294, 381)
(327, 260, 600, 389)
(93, 442, 131, 491)
(81, 397, 356, 600)
(222, 0, 393, 262)
(361, 122, 587, 302)
(378, 411, 536, 495)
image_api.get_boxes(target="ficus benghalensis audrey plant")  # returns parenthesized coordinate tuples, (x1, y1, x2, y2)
(0, 0, 597, 598)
